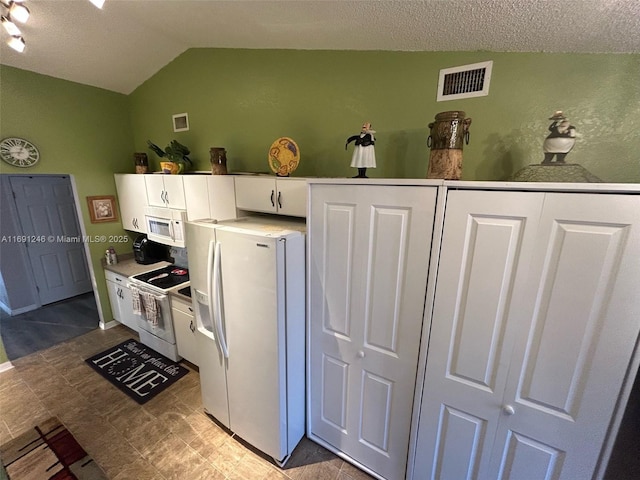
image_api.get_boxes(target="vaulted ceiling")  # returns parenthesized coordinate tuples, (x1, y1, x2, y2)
(1, 0, 639, 94)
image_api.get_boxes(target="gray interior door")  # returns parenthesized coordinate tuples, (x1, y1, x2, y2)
(9, 175, 92, 305)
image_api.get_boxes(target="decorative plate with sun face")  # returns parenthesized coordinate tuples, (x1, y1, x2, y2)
(268, 137, 300, 176)
(0, 137, 40, 168)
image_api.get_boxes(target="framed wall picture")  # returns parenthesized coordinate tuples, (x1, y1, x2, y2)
(172, 113, 189, 132)
(87, 195, 118, 223)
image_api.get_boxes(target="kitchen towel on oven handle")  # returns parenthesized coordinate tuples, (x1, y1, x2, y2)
(140, 292, 161, 327)
(130, 285, 143, 316)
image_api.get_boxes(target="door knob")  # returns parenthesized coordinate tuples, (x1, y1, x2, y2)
(357, 350, 365, 358)
(503, 405, 515, 415)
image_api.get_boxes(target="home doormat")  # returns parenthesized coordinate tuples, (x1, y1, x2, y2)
(0, 416, 107, 480)
(85, 339, 188, 405)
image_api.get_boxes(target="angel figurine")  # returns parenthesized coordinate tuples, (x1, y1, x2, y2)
(345, 122, 376, 178)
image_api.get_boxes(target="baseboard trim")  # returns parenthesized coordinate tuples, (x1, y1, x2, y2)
(0, 302, 38, 316)
(100, 320, 119, 330)
(0, 361, 14, 373)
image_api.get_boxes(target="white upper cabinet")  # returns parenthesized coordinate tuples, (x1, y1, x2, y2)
(183, 175, 237, 221)
(145, 174, 186, 210)
(235, 176, 307, 217)
(308, 182, 439, 480)
(114, 173, 147, 233)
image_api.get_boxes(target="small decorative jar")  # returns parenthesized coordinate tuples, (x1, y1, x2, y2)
(426, 111, 472, 180)
(134, 153, 149, 174)
(210, 147, 228, 175)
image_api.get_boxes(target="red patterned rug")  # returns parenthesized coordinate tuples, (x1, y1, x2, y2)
(0, 417, 106, 479)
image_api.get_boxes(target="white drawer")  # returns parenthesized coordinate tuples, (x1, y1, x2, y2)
(105, 269, 128, 284)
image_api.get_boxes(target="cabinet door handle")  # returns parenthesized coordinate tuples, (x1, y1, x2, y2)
(270, 189, 275, 207)
(189, 320, 195, 333)
(164, 190, 169, 205)
(161, 190, 165, 203)
(277, 191, 282, 209)
(133, 218, 137, 229)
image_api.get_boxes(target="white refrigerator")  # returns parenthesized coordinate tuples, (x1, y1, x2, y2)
(185, 216, 306, 465)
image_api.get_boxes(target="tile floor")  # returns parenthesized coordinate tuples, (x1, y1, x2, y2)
(0, 292, 99, 360)
(0, 325, 374, 480)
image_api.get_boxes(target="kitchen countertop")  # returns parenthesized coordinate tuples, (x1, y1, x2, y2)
(102, 253, 171, 278)
(103, 253, 192, 303)
(170, 287, 192, 304)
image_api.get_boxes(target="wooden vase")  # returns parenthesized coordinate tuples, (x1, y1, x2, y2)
(210, 147, 228, 175)
(426, 111, 472, 180)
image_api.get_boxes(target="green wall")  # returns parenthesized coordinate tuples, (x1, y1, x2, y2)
(0, 65, 134, 363)
(1, 48, 638, 364)
(130, 49, 640, 182)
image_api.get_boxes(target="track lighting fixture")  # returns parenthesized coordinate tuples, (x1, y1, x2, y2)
(0, 0, 29, 52)
(1, 14, 20, 35)
(8, 0, 28, 22)
(7, 34, 24, 52)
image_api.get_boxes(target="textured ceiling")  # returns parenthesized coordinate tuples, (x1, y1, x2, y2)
(1, 0, 639, 94)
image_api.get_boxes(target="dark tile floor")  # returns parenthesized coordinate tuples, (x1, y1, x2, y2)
(0, 292, 99, 360)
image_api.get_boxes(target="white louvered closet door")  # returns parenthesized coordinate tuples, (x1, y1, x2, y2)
(309, 184, 438, 480)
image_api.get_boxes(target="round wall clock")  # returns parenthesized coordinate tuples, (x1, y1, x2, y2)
(0, 137, 40, 168)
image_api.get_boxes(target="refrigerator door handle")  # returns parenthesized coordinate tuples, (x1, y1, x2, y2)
(213, 241, 229, 358)
(196, 239, 216, 341)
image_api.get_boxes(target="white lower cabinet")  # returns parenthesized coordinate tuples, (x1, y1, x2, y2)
(308, 183, 439, 480)
(171, 294, 198, 366)
(412, 189, 640, 480)
(105, 270, 137, 331)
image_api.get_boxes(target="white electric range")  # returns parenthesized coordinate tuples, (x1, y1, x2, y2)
(128, 265, 189, 361)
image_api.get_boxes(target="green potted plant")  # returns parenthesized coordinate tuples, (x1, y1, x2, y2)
(147, 139, 193, 174)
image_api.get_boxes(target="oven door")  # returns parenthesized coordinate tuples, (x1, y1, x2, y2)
(128, 284, 179, 359)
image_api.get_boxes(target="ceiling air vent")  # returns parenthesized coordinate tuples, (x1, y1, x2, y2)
(437, 61, 493, 102)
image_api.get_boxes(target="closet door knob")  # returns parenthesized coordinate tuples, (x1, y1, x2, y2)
(357, 350, 365, 358)
(503, 405, 515, 415)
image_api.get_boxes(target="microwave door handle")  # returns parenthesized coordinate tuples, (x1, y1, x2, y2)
(213, 241, 229, 358)
(169, 221, 175, 242)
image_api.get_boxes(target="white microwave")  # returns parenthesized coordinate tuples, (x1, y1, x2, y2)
(144, 206, 188, 247)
